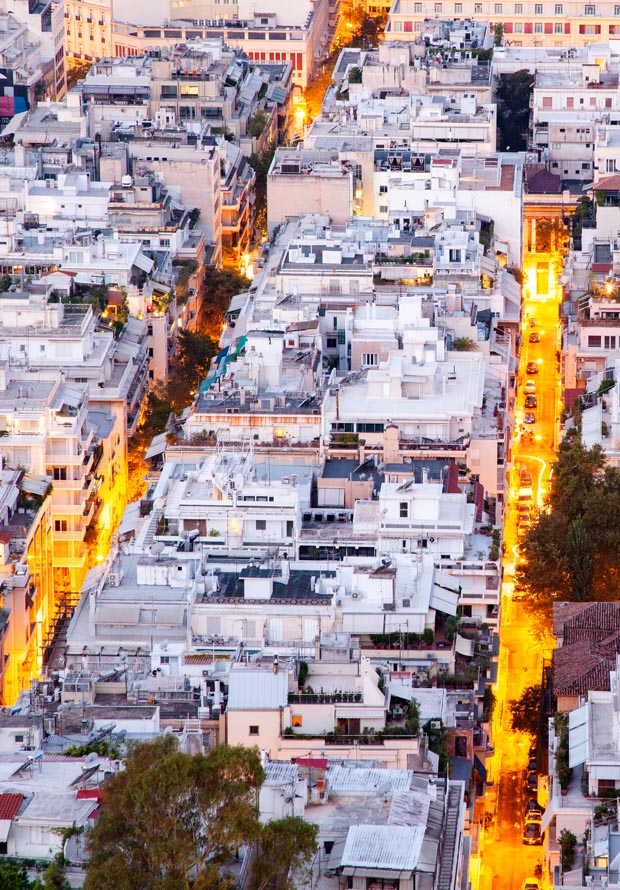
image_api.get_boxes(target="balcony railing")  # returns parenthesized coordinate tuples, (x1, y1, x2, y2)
(288, 691, 362, 704)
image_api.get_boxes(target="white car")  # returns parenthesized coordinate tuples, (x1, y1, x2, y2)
(524, 380, 537, 395)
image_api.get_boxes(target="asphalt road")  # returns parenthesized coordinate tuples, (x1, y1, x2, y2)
(478, 256, 561, 890)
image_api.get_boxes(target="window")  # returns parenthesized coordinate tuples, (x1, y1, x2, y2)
(14, 734, 24, 742)
(455, 2, 462, 10)
(326, 337, 337, 349)
(534, 21, 543, 31)
(585, 4, 595, 12)
(605, 336, 617, 349)
(379, 205, 388, 213)
(379, 185, 388, 194)
(554, 2, 562, 10)
(588, 335, 602, 348)
(514, 21, 523, 29)
(54, 520, 68, 532)
(606, 159, 617, 173)
(361, 353, 379, 367)
(475, 2, 482, 10)
(554, 22, 563, 31)
(414, 1, 422, 9)
(494, 3, 502, 12)
(615, 3, 620, 11)
(434, 2, 442, 11)
(256, 519, 266, 531)
(399, 502, 408, 518)
(52, 467, 67, 481)
(534, 2, 542, 11)
(249, 725, 259, 736)
(514, 2, 522, 10)
(292, 715, 303, 727)
(337, 330, 346, 345)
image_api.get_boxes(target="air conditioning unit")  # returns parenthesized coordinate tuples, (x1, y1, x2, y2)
(351, 592, 359, 599)
(430, 720, 441, 729)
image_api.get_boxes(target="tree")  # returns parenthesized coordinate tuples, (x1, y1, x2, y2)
(495, 70, 534, 150)
(84, 737, 265, 890)
(248, 141, 277, 238)
(177, 329, 217, 381)
(249, 817, 318, 890)
(493, 22, 504, 45)
(41, 855, 71, 890)
(0, 862, 33, 890)
(452, 337, 478, 351)
(509, 685, 542, 736)
(200, 267, 250, 339)
(516, 441, 620, 621)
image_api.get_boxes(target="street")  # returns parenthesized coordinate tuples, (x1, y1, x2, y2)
(479, 252, 561, 890)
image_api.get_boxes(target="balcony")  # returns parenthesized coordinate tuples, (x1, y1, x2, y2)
(288, 691, 362, 704)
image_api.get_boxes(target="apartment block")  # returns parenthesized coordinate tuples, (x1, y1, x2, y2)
(385, 0, 620, 46)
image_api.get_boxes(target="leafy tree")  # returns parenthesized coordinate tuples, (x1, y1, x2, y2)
(200, 267, 250, 340)
(248, 141, 277, 238)
(41, 855, 71, 890)
(249, 817, 318, 890)
(516, 441, 620, 621)
(177, 329, 217, 381)
(495, 70, 534, 150)
(509, 685, 542, 735)
(0, 861, 33, 890)
(84, 737, 266, 890)
(559, 829, 577, 872)
(493, 22, 504, 45)
(249, 110, 269, 138)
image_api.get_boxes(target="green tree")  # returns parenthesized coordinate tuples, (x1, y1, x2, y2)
(452, 337, 478, 351)
(249, 817, 318, 890)
(509, 685, 542, 735)
(493, 22, 504, 45)
(566, 515, 594, 601)
(84, 737, 266, 890)
(248, 141, 277, 238)
(0, 862, 33, 890)
(495, 70, 534, 150)
(177, 329, 217, 380)
(200, 267, 250, 339)
(41, 855, 71, 890)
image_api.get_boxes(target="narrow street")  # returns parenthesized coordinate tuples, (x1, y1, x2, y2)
(479, 249, 562, 890)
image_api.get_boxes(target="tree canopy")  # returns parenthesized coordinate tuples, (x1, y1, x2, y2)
(517, 439, 620, 621)
(495, 70, 534, 150)
(509, 685, 542, 736)
(84, 737, 317, 890)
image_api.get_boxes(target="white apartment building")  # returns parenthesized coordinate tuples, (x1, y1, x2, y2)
(385, 0, 620, 46)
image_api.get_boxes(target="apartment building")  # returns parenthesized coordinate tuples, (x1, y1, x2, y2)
(65, 0, 328, 88)
(385, 0, 620, 46)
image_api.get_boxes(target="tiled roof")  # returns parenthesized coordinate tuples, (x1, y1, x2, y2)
(552, 638, 616, 696)
(0, 793, 23, 821)
(552, 602, 620, 639)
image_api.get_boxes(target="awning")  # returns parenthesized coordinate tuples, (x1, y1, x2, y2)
(455, 634, 474, 657)
(430, 572, 460, 616)
(569, 703, 589, 768)
(118, 502, 140, 539)
(133, 252, 154, 273)
(144, 432, 168, 461)
(21, 474, 52, 497)
(474, 754, 487, 782)
(540, 806, 555, 835)
(335, 708, 385, 719)
(1, 111, 28, 138)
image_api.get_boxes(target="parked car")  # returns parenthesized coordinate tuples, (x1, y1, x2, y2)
(522, 820, 543, 846)
(524, 380, 537, 395)
(525, 798, 543, 817)
(522, 878, 540, 890)
(526, 361, 539, 375)
(527, 757, 537, 772)
(525, 396, 537, 409)
(528, 332, 540, 344)
(525, 770, 537, 791)
(524, 413, 536, 424)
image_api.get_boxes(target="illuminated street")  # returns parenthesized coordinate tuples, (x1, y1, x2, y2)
(479, 247, 562, 890)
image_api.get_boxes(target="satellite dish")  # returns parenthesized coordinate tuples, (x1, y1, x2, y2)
(82, 751, 100, 769)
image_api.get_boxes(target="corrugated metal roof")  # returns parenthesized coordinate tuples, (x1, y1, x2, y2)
(388, 791, 431, 827)
(327, 765, 413, 794)
(341, 825, 425, 872)
(264, 761, 298, 786)
(227, 668, 289, 710)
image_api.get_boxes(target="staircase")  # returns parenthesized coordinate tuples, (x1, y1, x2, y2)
(436, 784, 462, 890)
